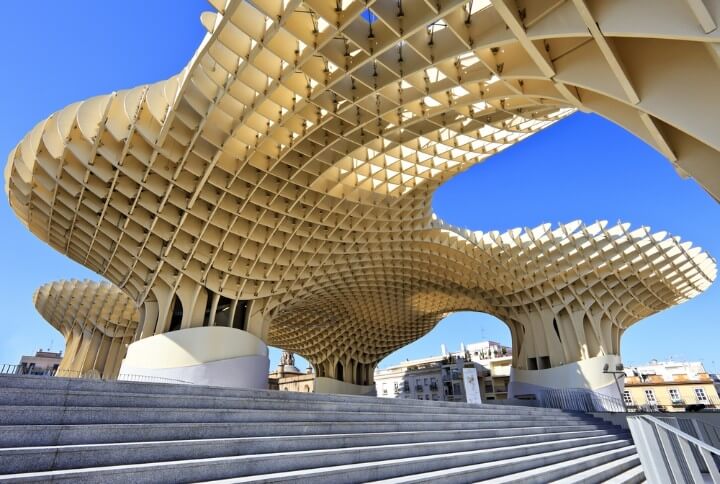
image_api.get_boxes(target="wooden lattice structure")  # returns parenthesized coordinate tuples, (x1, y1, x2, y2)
(8, 0, 718, 385)
(34, 280, 139, 379)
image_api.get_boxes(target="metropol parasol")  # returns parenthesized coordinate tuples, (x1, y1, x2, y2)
(5, 0, 718, 397)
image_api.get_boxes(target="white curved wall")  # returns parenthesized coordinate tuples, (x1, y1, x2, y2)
(119, 326, 269, 389)
(314, 376, 376, 396)
(508, 354, 624, 401)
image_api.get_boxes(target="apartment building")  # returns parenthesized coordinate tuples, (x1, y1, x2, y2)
(374, 341, 511, 403)
(16, 350, 63, 376)
(623, 361, 720, 412)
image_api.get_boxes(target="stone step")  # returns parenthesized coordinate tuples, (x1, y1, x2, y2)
(0, 387, 569, 417)
(0, 429, 622, 474)
(602, 465, 646, 484)
(473, 447, 639, 483)
(0, 421, 614, 448)
(0, 436, 630, 483)
(549, 454, 642, 483)
(204, 441, 634, 483)
(0, 405, 597, 426)
(0, 375, 563, 414)
(365, 443, 638, 484)
(0, 376, 638, 483)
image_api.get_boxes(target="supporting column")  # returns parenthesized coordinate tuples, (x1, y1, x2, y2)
(504, 306, 626, 403)
(92, 333, 112, 376)
(119, 326, 269, 388)
(57, 328, 81, 375)
(107, 331, 132, 379)
(79, 328, 104, 377)
(33, 279, 141, 380)
(508, 354, 624, 401)
(140, 300, 159, 339)
(312, 356, 377, 396)
(103, 331, 132, 379)
(69, 330, 93, 374)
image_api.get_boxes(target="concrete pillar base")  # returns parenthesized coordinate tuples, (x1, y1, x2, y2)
(119, 326, 269, 389)
(314, 376, 376, 396)
(508, 354, 623, 405)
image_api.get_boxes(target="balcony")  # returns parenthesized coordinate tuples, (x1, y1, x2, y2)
(491, 366, 511, 378)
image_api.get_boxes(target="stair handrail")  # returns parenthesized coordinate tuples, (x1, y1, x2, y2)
(485, 386, 627, 412)
(539, 387, 627, 413)
(628, 414, 720, 483)
(664, 416, 720, 441)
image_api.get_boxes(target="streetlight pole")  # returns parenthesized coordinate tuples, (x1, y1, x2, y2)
(603, 363, 627, 412)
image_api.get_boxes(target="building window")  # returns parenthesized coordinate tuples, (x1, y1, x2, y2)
(403, 381, 410, 392)
(425, 395, 430, 400)
(668, 388, 682, 403)
(382, 383, 387, 395)
(623, 391, 633, 406)
(695, 388, 709, 403)
(644, 389, 657, 404)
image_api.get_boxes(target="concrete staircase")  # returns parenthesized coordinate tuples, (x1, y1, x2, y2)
(0, 375, 644, 483)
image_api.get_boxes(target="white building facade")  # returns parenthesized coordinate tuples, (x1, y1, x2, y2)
(623, 360, 720, 412)
(374, 341, 512, 403)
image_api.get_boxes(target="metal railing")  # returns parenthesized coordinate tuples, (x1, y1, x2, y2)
(489, 387, 720, 415)
(691, 419, 720, 450)
(628, 414, 720, 483)
(116, 374, 192, 384)
(541, 387, 626, 412)
(0, 364, 84, 378)
(0, 363, 191, 385)
(488, 387, 626, 412)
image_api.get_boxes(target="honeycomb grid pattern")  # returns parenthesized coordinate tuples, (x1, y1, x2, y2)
(33, 280, 140, 379)
(269, 220, 715, 378)
(6, 0, 719, 384)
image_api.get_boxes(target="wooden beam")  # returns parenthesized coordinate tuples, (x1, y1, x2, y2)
(490, 0, 555, 77)
(639, 112, 677, 163)
(572, 0, 640, 105)
(686, 0, 717, 33)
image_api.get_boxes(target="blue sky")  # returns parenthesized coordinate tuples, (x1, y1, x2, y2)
(0, 2, 717, 374)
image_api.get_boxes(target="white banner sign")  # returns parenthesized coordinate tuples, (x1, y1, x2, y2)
(463, 367, 483, 404)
